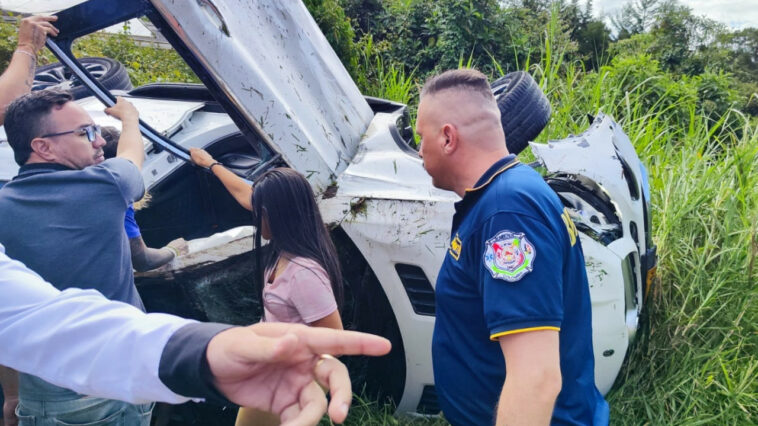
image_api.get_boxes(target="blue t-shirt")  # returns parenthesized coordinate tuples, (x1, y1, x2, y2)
(432, 155, 609, 425)
(124, 204, 141, 239)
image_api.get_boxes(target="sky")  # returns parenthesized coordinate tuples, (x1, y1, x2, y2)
(591, 0, 758, 30)
(3, 0, 756, 31)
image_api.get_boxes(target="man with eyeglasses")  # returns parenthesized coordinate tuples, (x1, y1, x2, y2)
(0, 89, 154, 425)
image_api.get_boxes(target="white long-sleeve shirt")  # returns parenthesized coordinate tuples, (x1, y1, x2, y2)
(0, 244, 228, 404)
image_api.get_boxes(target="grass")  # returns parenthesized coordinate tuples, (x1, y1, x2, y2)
(350, 11, 757, 426)
(607, 117, 758, 424)
(318, 396, 448, 426)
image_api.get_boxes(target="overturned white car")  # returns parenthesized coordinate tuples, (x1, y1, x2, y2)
(0, 0, 656, 422)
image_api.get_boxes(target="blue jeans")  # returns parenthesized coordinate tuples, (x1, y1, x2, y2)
(15, 397, 153, 426)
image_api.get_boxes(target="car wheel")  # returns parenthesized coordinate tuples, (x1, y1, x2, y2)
(33, 57, 133, 99)
(491, 71, 551, 155)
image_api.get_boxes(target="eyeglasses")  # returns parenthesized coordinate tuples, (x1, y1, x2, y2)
(40, 124, 102, 144)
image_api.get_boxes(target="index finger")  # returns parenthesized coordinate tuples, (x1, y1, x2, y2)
(253, 323, 391, 357)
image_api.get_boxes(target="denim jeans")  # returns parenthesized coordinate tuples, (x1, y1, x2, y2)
(15, 396, 153, 426)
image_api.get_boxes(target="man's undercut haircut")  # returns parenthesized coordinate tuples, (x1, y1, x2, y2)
(5, 89, 73, 166)
(421, 68, 495, 103)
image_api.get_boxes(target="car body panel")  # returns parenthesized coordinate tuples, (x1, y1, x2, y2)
(318, 112, 454, 412)
(530, 114, 649, 330)
(149, 0, 374, 193)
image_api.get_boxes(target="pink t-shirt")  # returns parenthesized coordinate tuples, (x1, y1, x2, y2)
(262, 256, 338, 324)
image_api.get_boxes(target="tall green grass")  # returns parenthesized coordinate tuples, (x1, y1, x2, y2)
(608, 115, 758, 425)
(533, 25, 757, 424)
(351, 8, 756, 424)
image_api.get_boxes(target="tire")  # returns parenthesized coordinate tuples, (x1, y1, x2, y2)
(491, 71, 551, 155)
(33, 57, 133, 100)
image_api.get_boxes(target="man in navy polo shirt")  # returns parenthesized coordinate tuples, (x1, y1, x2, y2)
(417, 68, 609, 425)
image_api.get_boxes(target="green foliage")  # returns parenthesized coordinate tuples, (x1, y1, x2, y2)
(1, 2, 755, 424)
(608, 32, 654, 58)
(355, 36, 417, 106)
(304, 0, 360, 76)
(611, 0, 663, 38)
(342, 4, 757, 424)
(317, 395, 448, 425)
(0, 17, 197, 87)
(718, 28, 758, 83)
(0, 14, 20, 70)
(72, 23, 198, 87)
(607, 109, 758, 425)
(502, 16, 757, 425)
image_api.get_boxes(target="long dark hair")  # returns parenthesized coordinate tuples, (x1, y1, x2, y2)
(251, 167, 343, 310)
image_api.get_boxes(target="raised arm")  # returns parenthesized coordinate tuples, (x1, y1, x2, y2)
(0, 16, 59, 125)
(105, 97, 143, 170)
(190, 148, 253, 211)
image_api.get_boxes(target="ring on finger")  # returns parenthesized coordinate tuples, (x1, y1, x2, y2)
(315, 353, 337, 370)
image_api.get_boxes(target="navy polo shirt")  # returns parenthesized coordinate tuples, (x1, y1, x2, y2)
(432, 155, 609, 425)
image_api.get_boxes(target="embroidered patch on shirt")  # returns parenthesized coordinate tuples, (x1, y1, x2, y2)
(483, 230, 536, 282)
(449, 234, 462, 260)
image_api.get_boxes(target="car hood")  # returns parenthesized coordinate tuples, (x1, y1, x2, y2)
(148, 0, 373, 191)
(21, 0, 373, 193)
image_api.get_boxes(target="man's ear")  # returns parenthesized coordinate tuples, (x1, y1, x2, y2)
(441, 123, 458, 154)
(30, 137, 56, 161)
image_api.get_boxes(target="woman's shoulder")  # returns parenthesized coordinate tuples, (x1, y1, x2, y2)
(285, 256, 328, 282)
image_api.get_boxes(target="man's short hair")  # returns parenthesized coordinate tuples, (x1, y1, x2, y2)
(5, 90, 73, 166)
(421, 68, 495, 103)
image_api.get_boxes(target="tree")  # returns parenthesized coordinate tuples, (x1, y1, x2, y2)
(564, 0, 611, 69)
(611, 0, 665, 39)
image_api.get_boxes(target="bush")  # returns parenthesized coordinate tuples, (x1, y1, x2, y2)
(0, 15, 20, 70)
(72, 22, 198, 87)
(304, 0, 360, 76)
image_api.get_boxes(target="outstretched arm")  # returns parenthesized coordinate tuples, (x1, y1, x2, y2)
(0, 16, 59, 125)
(0, 248, 194, 405)
(190, 148, 253, 211)
(129, 237, 174, 272)
(0, 246, 390, 425)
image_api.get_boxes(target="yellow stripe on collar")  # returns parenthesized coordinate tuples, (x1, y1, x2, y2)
(489, 326, 560, 341)
(465, 160, 520, 193)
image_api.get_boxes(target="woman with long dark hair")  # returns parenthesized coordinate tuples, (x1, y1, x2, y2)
(189, 148, 343, 327)
(191, 148, 344, 426)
